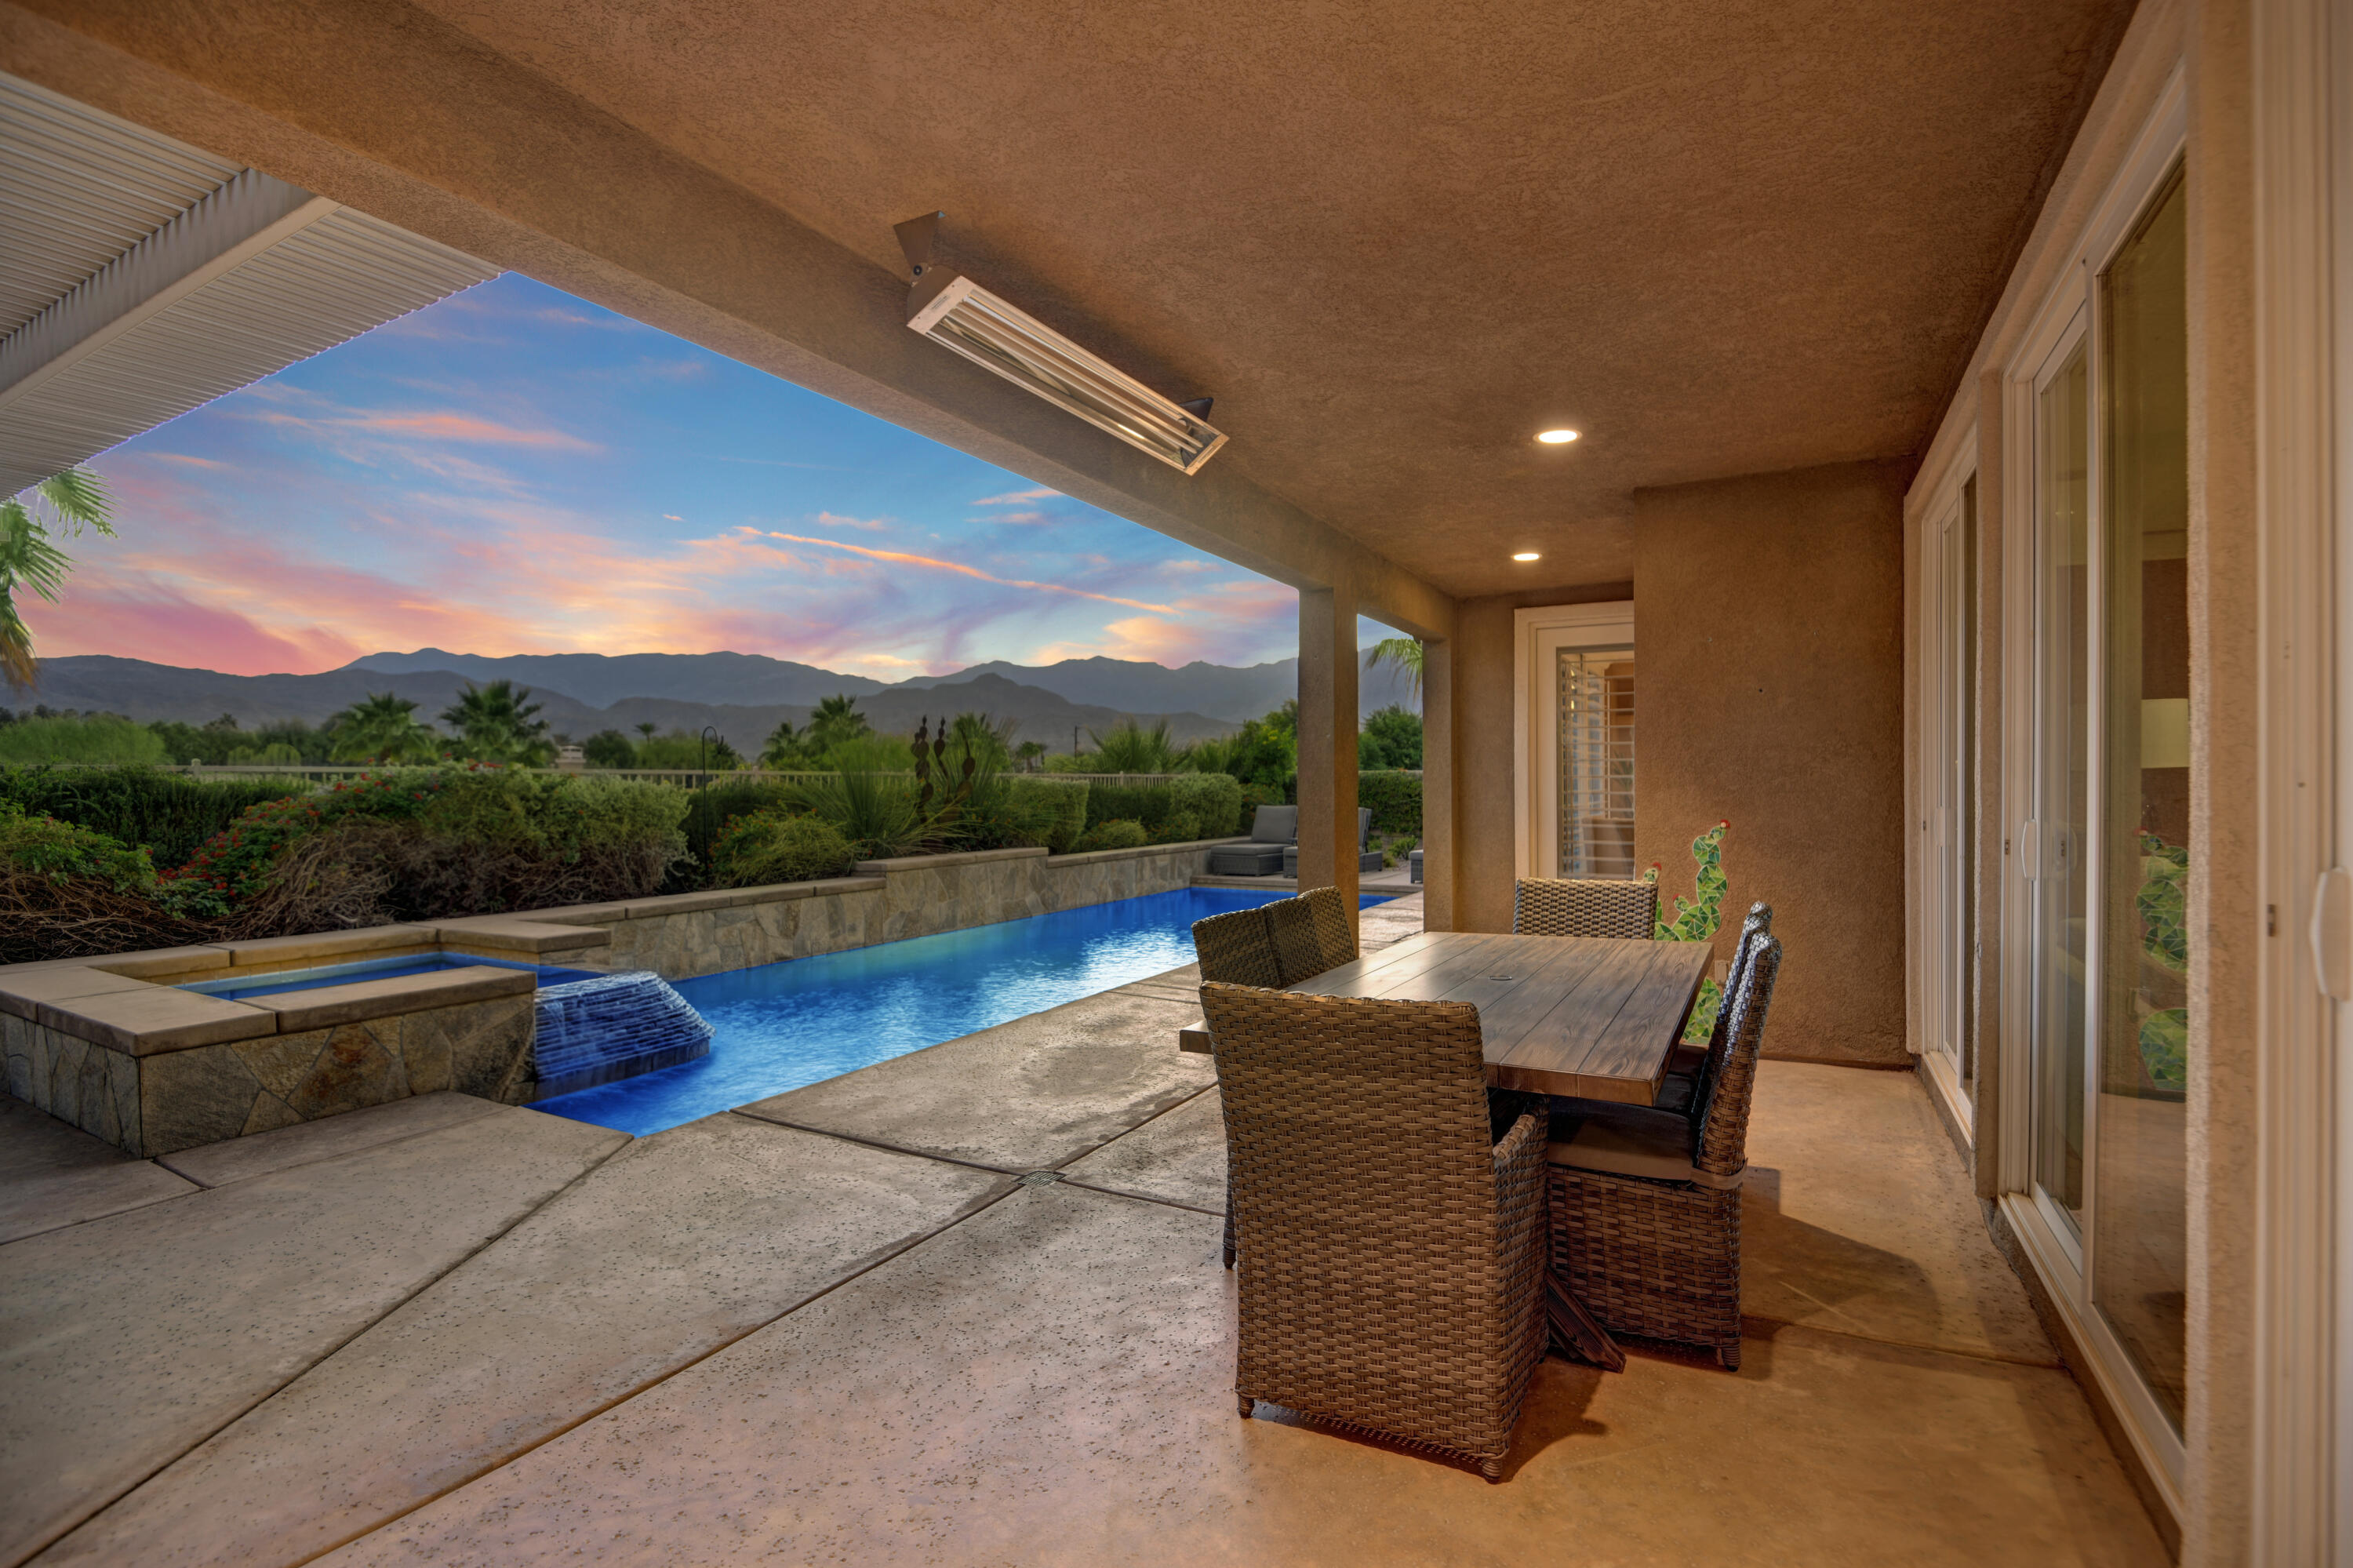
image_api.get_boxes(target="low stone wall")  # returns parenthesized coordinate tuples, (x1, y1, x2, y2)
(530, 837, 1242, 981)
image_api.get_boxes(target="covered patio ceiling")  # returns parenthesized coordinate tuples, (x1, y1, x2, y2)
(395, 0, 2132, 598)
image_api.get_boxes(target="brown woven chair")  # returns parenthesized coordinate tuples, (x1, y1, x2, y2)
(1513, 876, 1658, 938)
(1545, 934, 1782, 1369)
(1190, 905, 1287, 1268)
(1201, 982, 1548, 1479)
(1653, 900, 1774, 1114)
(1191, 904, 1285, 989)
(1266, 886, 1358, 984)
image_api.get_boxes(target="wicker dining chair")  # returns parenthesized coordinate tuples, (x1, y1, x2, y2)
(1190, 905, 1287, 1269)
(1653, 900, 1774, 1115)
(1200, 982, 1549, 1479)
(1513, 877, 1658, 939)
(1545, 934, 1783, 1369)
(1191, 904, 1285, 990)
(1266, 885, 1358, 985)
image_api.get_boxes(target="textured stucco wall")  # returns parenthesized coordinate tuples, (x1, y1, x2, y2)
(1634, 460, 1911, 1065)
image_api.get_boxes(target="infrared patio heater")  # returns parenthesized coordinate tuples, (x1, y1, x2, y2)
(893, 212, 1227, 475)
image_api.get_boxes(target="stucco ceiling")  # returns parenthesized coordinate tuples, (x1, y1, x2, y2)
(412, 0, 2129, 598)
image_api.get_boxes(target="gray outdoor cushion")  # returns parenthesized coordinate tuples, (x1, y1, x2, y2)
(1209, 844, 1288, 875)
(1249, 805, 1299, 843)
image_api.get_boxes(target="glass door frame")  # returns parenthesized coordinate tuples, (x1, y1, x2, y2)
(1995, 72, 2189, 1507)
(1915, 459, 1979, 1126)
(1511, 601, 1636, 881)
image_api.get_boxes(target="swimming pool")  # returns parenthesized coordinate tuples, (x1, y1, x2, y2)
(535, 886, 1396, 1137)
(181, 951, 604, 1002)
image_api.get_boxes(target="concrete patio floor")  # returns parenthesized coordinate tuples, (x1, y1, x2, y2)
(2, 894, 2167, 1566)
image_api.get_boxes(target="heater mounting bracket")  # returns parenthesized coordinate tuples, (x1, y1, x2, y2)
(894, 211, 944, 277)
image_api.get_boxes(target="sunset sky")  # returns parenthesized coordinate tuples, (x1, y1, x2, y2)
(34, 272, 1315, 680)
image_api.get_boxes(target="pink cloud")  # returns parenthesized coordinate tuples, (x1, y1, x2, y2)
(751, 530, 1176, 613)
(27, 582, 363, 676)
(336, 413, 598, 451)
(974, 486, 1059, 505)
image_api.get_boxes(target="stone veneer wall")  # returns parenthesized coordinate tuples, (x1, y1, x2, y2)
(2, 993, 534, 1158)
(540, 839, 1238, 981)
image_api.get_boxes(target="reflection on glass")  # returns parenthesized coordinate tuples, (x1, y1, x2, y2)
(2034, 334, 2090, 1242)
(1557, 650, 1636, 878)
(2095, 169, 2188, 1430)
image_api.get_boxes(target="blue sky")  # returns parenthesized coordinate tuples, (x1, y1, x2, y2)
(37, 273, 1312, 678)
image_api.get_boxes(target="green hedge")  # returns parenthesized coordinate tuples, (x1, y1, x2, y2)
(0, 766, 303, 871)
(1082, 780, 1173, 834)
(1006, 776, 1089, 853)
(1358, 770, 1423, 834)
(1169, 773, 1243, 839)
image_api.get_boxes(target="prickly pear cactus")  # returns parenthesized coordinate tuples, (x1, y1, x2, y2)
(1646, 820, 1731, 1042)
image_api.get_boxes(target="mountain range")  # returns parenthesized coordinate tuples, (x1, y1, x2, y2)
(30, 648, 1420, 757)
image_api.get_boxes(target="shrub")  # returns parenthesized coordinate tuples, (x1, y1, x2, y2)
(1147, 809, 1202, 845)
(1169, 773, 1242, 839)
(1361, 704, 1424, 769)
(1358, 770, 1424, 835)
(1084, 780, 1176, 834)
(0, 766, 298, 870)
(679, 779, 798, 874)
(789, 767, 926, 860)
(0, 799, 225, 963)
(166, 766, 692, 933)
(1007, 776, 1088, 853)
(583, 729, 637, 768)
(709, 810, 859, 886)
(0, 715, 165, 766)
(1069, 818, 1148, 853)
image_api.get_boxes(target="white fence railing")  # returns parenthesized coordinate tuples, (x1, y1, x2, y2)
(165, 763, 1202, 786)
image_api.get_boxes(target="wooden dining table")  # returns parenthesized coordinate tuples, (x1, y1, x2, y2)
(1179, 930, 1714, 1108)
(1176, 929, 1715, 1373)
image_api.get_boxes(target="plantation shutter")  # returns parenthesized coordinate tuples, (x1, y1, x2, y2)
(1556, 649, 1635, 878)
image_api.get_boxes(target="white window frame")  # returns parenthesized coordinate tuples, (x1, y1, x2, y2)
(1913, 451, 1980, 1133)
(1512, 601, 1635, 881)
(1995, 65, 2189, 1513)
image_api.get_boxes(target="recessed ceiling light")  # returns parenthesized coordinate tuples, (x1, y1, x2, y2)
(1535, 429, 1580, 445)
(1512, 551, 1541, 562)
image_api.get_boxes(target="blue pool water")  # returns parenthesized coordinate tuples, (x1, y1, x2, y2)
(536, 886, 1395, 1137)
(183, 951, 602, 1001)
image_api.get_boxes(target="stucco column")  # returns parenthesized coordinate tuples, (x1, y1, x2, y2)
(1295, 584, 1360, 930)
(1420, 635, 1455, 931)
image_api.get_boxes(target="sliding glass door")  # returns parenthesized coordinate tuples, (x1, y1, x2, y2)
(2020, 166, 2189, 1434)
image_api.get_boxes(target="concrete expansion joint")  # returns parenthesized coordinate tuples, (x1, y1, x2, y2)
(27, 1133, 634, 1566)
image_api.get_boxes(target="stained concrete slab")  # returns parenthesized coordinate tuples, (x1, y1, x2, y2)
(0, 1107, 626, 1566)
(737, 986, 1213, 1172)
(1061, 1085, 1226, 1212)
(156, 1090, 504, 1188)
(318, 1182, 2164, 1568)
(0, 1097, 195, 1246)
(1740, 1061, 2058, 1365)
(42, 1114, 1009, 1568)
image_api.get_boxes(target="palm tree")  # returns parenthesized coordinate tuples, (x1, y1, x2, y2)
(808, 694, 872, 749)
(759, 718, 809, 769)
(1364, 636, 1424, 704)
(439, 679, 553, 766)
(1, 467, 116, 690)
(327, 692, 441, 763)
(635, 721, 658, 743)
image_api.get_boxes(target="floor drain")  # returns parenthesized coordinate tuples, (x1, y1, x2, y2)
(1019, 1171, 1064, 1186)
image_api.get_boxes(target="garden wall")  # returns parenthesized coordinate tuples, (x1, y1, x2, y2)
(532, 835, 1245, 980)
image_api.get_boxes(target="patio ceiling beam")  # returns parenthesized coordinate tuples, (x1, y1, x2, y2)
(0, 0, 1456, 642)
(0, 168, 333, 413)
